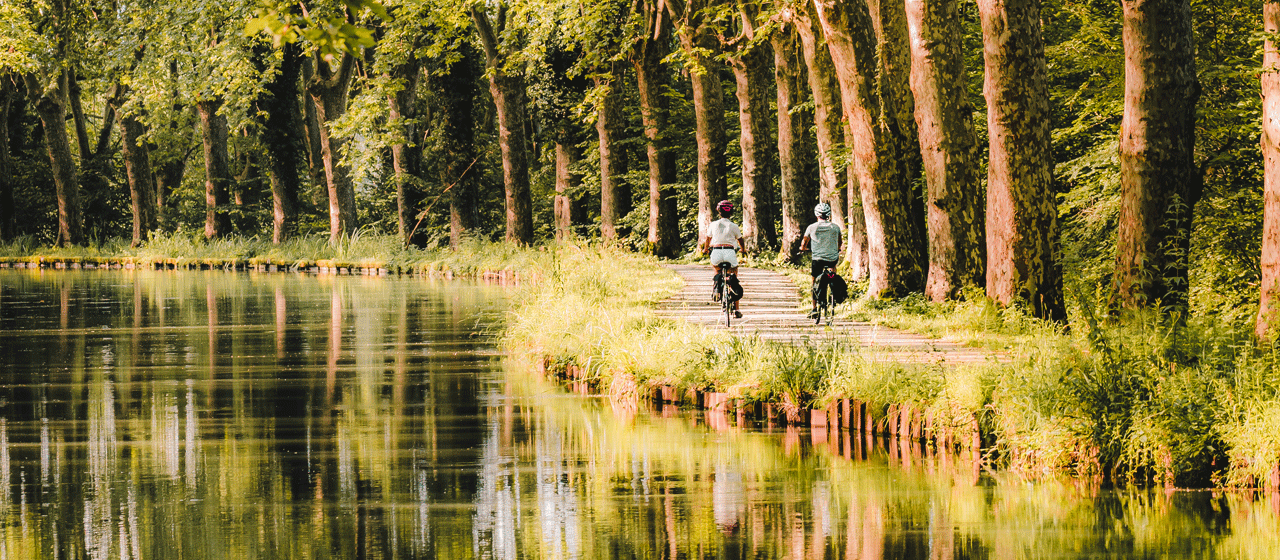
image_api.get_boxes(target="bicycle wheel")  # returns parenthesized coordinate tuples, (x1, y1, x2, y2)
(812, 278, 823, 325)
(723, 282, 732, 327)
(825, 289, 835, 326)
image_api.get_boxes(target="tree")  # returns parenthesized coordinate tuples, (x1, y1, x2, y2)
(1259, 1, 1280, 338)
(814, 0, 921, 297)
(257, 43, 308, 244)
(631, 0, 680, 257)
(0, 75, 15, 241)
(722, 0, 777, 252)
(794, 0, 845, 237)
(906, 0, 985, 301)
(977, 0, 1064, 320)
(472, 3, 534, 245)
(771, 16, 816, 262)
(308, 51, 360, 240)
(668, 0, 728, 240)
(116, 92, 159, 246)
(1110, 0, 1200, 313)
(197, 97, 234, 238)
(431, 43, 481, 247)
(596, 64, 630, 241)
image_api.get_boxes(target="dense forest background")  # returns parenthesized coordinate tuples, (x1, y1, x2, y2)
(0, 0, 1270, 330)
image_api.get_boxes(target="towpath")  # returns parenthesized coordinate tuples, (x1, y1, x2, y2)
(654, 265, 993, 365)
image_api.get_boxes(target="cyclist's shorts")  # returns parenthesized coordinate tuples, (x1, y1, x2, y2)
(711, 248, 738, 268)
(811, 259, 837, 278)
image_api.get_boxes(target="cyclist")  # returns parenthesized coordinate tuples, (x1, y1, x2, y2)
(801, 202, 842, 319)
(700, 200, 744, 319)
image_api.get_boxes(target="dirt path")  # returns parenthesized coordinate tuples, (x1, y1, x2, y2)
(655, 265, 994, 365)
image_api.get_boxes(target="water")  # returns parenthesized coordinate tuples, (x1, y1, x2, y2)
(0, 270, 1275, 559)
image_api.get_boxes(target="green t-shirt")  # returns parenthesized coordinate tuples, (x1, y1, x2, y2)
(805, 220, 842, 261)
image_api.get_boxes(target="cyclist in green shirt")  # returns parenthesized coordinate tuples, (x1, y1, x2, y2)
(801, 202, 842, 319)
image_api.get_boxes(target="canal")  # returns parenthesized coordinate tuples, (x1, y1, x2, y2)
(0, 270, 1271, 559)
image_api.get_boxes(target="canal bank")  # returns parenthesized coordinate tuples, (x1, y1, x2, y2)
(500, 244, 1280, 491)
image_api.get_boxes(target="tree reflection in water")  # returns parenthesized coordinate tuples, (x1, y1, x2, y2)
(0, 269, 1273, 559)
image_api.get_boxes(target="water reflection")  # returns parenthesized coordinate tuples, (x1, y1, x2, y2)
(0, 269, 1276, 559)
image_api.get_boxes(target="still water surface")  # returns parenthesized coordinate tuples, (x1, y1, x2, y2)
(0, 270, 1275, 559)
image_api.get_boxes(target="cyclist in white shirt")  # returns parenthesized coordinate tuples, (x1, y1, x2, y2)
(700, 200, 744, 318)
(801, 202, 842, 318)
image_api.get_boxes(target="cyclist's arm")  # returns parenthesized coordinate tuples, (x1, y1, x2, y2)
(800, 234, 811, 252)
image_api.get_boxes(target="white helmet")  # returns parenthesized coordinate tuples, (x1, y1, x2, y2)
(814, 202, 832, 218)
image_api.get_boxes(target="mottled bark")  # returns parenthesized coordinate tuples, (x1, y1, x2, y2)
(118, 110, 157, 246)
(847, 163, 869, 280)
(388, 57, 425, 246)
(23, 72, 81, 246)
(597, 70, 630, 241)
(727, 21, 777, 252)
(554, 142, 580, 240)
(433, 44, 479, 247)
(259, 43, 306, 244)
(634, 5, 680, 258)
(0, 76, 14, 241)
(307, 53, 359, 240)
(300, 59, 328, 194)
(196, 99, 233, 239)
(815, 0, 922, 297)
(906, 0, 985, 301)
(773, 24, 816, 263)
(669, 0, 728, 239)
(977, 0, 1065, 320)
(472, 6, 534, 246)
(1261, 3, 1280, 339)
(796, 1, 846, 231)
(1111, 0, 1200, 313)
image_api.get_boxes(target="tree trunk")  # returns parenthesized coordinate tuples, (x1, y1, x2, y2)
(670, 0, 728, 240)
(388, 57, 424, 246)
(847, 159, 869, 281)
(0, 76, 14, 241)
(472, 6, 534, 245)
(300, 59, 328, 197)
(635, 16, 680, 258)
(24, 72, 81, 246)
(773, 24, 816, 263)
(196, 98, 233, 239)
(260, 43, 306, 244)
(977, 0, 1065, 320)
(1260, 3, 1280, 339)
(815, 0, 922, 297)
(728, 37, 777, 252)
(307, 53, 359, 240)
(597, 68, 630, 241)
(796, 1, 846, 233)
(67, 71, 93, 164)
(906, 0, 985, 301)
(435, 44, 479, 248)
(118, 109, 157, 246)
(554, 142, 580, 240)
(1111, 0, 1200, 313)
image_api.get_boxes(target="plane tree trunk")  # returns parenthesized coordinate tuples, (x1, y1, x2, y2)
(906, 0, 985, 301)
(977, 0, 1065, 320)
(1111, 0, 1200, 313)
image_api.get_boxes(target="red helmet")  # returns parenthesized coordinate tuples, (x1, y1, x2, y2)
(716, 200, 734, 214)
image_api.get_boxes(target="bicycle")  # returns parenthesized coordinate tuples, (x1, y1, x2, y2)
(812, 265, 837, 326)
(715, 263, 735, 327)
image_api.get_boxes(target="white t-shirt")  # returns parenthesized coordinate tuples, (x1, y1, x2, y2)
(708, 219, 741, 249)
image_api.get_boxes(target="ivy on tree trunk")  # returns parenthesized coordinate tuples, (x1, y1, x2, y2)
(977, 0, 1065, 321)
(906, 0, 985, 302)
(1111, 0, 1200, 314)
